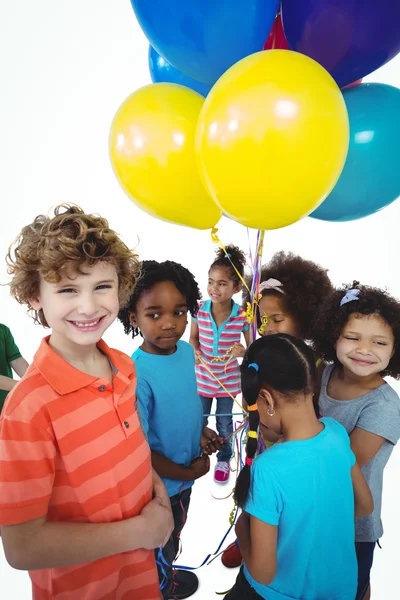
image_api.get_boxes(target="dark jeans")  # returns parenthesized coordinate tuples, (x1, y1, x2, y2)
(224, 567, 263, 599)
(355, 541, 376, 600)
(156, 487, 192, 599)
(200, 395, 233, 462)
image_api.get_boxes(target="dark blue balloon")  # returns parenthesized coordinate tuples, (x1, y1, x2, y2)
(132, 0, 279, 85)
(148, 46, 211, 97)
(311, 84, 400, 222)
(281, 0, 400, 88)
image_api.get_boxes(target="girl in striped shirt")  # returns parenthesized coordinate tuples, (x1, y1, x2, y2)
(190, 245, 250, 484)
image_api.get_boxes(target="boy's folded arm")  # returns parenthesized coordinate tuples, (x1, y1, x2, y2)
(151, 450, 194, 481)
(2, 512, 151, 570)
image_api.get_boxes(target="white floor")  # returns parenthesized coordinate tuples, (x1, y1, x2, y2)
(2, 414, 400, 599)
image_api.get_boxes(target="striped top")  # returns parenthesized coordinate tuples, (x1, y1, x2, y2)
(0, 337, 159, 600)
(194, 300, 248, 398)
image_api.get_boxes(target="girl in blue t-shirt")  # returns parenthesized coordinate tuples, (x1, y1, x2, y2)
(225, 334, 373, 600)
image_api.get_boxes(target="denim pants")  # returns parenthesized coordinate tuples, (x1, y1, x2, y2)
(200, 395, 233, 462)
(156, 487, 192, 599)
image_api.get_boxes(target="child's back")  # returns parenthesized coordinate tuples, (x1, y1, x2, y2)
(244, 417, 356, 599)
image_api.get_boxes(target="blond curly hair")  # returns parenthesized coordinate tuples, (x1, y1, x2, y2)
(6, 204, 139, 327)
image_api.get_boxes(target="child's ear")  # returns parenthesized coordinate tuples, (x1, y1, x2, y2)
(129, 312, 138, 328)
(258, 388, 275, 413)
(29, 297, 42, 311)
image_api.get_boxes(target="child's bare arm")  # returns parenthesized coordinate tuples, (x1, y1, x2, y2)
(351, 462, 374, 518)
(151, 450, 209, 481)
(350, 427, 386, 467)
(2, 498, 173, 571)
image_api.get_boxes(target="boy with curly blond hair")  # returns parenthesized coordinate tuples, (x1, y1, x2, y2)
(0, 204, 173, 600)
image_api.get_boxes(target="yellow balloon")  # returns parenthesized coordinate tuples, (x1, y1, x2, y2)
(110, 83, 222, 229)
(196, 50, 349, 230)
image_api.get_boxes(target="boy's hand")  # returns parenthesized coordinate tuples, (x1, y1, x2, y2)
(201, 426, 224, 455)
(189, 455, 210, 479)
(139, 497, 174, 549)
(231, 342, 246, 358)
(194, 350, 201, 364)
(152, 469, 170, 509)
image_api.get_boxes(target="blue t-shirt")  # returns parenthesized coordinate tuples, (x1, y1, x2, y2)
(243, 418, 357, 600)
(132, 341, 203, 497)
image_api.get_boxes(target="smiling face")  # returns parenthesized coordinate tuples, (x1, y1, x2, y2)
(336, 313, 395, 377)
(129, 280, 188, 355)
(207, 267, 241, 305)
(29, 261, 120, 352)
(258, 294, 301, 338)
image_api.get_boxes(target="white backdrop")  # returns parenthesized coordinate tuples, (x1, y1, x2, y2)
(1, 1, 400, 598)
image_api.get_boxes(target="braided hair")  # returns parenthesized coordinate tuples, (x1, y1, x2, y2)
(234, 334, 316, 507)
(118, 260, 201, 338)
(209, 244, 246, 286)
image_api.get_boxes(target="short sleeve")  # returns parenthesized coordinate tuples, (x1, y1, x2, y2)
(244, 458, 283, 526)
(4, 327, 22, 363)
(324, 418, 356, 467)
(0, 417, 56, 525)
(134, 377, 154, 436)
(356, 387, 400, 445)
(242, 322, 249, 333)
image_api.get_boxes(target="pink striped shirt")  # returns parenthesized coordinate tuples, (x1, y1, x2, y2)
(194, 300, 248, 397)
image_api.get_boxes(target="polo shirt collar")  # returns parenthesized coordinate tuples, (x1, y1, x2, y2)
(34, 336, 133, 395)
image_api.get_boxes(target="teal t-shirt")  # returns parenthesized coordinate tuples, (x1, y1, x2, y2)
(0, 324, 22, 411)
(132, 340, 203, 497)
(243, 417, 357, 600)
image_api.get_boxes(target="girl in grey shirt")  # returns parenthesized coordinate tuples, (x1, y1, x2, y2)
(313, 283, 400, 600)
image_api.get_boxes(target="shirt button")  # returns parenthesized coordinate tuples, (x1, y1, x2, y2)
(124, 421, 130, 429)
(98, 385, 107, 392)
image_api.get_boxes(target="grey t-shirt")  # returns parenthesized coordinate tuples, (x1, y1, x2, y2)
(319, 364, 400, 542)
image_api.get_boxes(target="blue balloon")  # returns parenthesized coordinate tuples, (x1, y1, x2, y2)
(148, 46, 211, 97)
(311, 84, 400, 222)
(281, 0, 400, 89)
(132, 0, 279, 85)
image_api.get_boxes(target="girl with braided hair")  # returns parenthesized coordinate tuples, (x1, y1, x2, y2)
(224, 334, 373, 600)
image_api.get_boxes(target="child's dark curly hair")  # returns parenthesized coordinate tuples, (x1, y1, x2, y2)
(209, 244, 246, 286)
(118, 259, 201, 338)
(242, 251, 333, 340)
(312, 282, 400, 379)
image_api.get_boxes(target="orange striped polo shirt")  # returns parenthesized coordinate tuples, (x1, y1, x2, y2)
(0, 336, 160, 600)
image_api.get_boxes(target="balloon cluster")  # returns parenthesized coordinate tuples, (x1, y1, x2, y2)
(109, 1, 400, 229)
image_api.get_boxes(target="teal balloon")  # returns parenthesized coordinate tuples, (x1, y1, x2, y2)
(149, 46, 212, 97)
(311, 83, 400, 222)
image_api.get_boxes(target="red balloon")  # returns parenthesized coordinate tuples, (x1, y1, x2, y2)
(343, 79, 363, 89)
(263, 14, 288, 50)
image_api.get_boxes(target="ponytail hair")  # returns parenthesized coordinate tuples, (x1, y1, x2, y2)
(234, 334, 315, 508)
(210, 244, 246, 286)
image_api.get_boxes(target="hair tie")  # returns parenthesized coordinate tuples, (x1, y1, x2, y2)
(248, 363, 259, 372)
(247, 431, 258, 439)
(340, 288, 360, 306)
(247, 403, 258, 412)
(259, 278, 285, 295)
(245, 457, 253, 466)
(225, 252, 231, 258)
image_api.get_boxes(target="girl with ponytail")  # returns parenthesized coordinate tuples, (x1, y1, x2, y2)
(225, 334, 373, 600)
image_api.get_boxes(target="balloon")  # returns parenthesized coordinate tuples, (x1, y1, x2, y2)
(110, 83, 222, 229)
(281, 0, 400, 89)
(131, 0, 279, 85)
(311, 83, 400, 222)
(148, 46, 211, 97)
(196, 50, 349, 230)
(264, 14, 288, 50)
